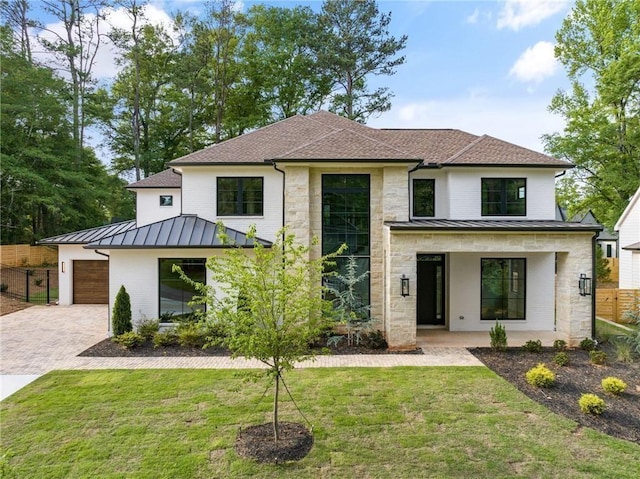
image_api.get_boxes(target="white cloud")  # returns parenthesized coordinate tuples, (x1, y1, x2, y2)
(31, 4, 176, 80)
(368, 92, 565, 154)
(466, 8, 480, 24)
(509, 41, 559, 84)
(497, 0, 568, 31)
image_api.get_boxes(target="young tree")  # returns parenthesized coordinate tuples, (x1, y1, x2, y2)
(544, 0, 640, 230)
(317, 0, 407, 122)
(178, 226, 343, 442)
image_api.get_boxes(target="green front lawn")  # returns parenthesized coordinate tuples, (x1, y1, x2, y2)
(1, 368, 638, 478)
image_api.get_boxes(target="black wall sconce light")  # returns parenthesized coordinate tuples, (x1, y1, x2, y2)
(578, 273, 592, 296)
(401, 274, 410, 297)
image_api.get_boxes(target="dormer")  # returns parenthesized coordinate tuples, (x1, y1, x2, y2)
(127, 169, 182, 227)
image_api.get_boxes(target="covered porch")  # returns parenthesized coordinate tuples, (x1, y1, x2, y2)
(416, 329, 559, 348)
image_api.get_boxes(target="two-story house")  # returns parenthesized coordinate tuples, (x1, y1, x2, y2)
(41, 111, 601, 349)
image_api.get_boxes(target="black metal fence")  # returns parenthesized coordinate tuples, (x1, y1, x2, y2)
(0, 264, 59, 304)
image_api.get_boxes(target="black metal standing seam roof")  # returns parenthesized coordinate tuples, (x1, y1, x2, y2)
(385, 219, 604, 232)
(38, 220, 137, 245)
(83, 215, 272, 249)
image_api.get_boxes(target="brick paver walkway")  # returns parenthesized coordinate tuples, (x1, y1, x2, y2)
(1, 305, 481, 377)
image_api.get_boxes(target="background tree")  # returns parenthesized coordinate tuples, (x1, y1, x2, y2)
(545, 0, 640, 229)
(317, 0, 407, 122)
(178, 227, 343, 442)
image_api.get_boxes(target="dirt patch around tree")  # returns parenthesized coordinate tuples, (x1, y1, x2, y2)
(234, 422, 313, 463)
(470, 345, 640, 444)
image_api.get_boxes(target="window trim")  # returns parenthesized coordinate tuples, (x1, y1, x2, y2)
(216, 176, 264, 217)
(481, 177, 527, 217)
(159, 195, 173, 207)
(480, 257, 526, 321)
(412, 178, 435, 217)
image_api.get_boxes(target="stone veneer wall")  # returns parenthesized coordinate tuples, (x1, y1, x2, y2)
(385, 230, 596, 349)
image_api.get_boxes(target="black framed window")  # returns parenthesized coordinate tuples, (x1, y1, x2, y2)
(481, 258, 526, 320)
(322, 174, 370, 305)
(160, 195, 173, 207)
(481, 178, 526, 216)
(217, 177, 263, 216)
(413, 179, 435, 217)
(159, 258, 206, 320)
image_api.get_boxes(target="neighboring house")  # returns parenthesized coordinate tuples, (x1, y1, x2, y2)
(40, 111, 602, 349)
(556, 208, 618, 258)
(614, 187, 640, 289)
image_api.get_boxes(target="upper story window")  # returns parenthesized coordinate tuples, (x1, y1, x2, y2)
(482, 178, 526, 216)
(217, 177, 263, 216)
(413, 179, 435, 217)
(159, 195, 173, 207)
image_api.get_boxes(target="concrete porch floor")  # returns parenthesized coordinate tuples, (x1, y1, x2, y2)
(416, 329, 559, 348)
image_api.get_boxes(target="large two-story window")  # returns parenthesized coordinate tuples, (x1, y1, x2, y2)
(217, 177, 263, 216)
(322, 174, 370, 304)
(481, 178, 526, 216)
(413, 179, 435, 217)
(481, 258, 526, 320)
(159, 258, 206, 320)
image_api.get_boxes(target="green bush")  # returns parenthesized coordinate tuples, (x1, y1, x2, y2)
(0, 283, 7, 292)
(176, 322, 206, 348)
(360, 330, 388, 350)
(553, 339, 567, 351)
(601, 377, 627, 395)
(579, 393, 605, 415)
(579, 337, 597, 351)
(589, 350, 607, 365)
(522, 339, 543, 353)
(525, 363, 556, 388)
(136, 318, 160, 340)
(112, 286, 132, 336)
(489, 322, 507, 351)
(112, 331, 144, 349)
(553, 351, 569, 366)
(612, 338, 634, 363)
(153, 330, 178, 348)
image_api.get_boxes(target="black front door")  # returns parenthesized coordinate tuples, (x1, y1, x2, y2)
(417, 254, 445, 326)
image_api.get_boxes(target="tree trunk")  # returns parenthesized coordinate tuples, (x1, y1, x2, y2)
(273, 371, 280, 442)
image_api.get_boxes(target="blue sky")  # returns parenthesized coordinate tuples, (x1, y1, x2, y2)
(33, 0, 575, 154)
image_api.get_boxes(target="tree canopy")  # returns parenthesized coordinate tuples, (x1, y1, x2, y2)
(545, 0, 640, 229)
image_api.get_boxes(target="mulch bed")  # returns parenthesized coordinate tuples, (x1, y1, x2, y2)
(234, 422, 313, 463)
(78, 337, 423, 357)
(470, 345, 640, 444)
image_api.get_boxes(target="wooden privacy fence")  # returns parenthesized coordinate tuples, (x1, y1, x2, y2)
(0, 245, 58, 267)
(596, 289, 639, 323)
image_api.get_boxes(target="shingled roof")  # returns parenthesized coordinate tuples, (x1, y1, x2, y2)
(127, 168, 181, 189)
(168, 110, 572, 168)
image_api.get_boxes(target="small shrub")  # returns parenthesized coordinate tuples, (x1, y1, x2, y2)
(112, 331, 144, 349)
(34, 278, 43, 286)
(176, 322, 206, 348)
(489, 322, 507, 351)
(525, 363, 556, 388)
(622, 328, 640, 355)
(204, 321, 228, 345)
(0, 283, 7, 292)
(553, 351, 569, 366)
(112, 285, 133, 336)
(579, 337, 597, 351)
(153, 330, 178, 348)
(579, 393, 605, 415)
(612, 338, 634, 363)
(589, 350, 607, 365)
(601, 377, 627, 395)
(360, 330, 388, 350)
(553, 339, 567, 351)
(522, 339, 543, 353)
(136, 318, 160, 340)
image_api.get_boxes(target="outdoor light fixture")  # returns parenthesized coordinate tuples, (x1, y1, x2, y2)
(578, 273, 592, 296)
(61, 262, 65, 273)
(401, 274, 410, 297)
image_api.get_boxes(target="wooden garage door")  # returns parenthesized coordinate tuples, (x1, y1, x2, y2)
(73, 260, 109, 304)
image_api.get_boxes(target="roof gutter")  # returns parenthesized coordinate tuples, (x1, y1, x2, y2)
(272, 160, 286, 233)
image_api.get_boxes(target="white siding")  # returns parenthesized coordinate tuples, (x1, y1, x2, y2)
(108, 248, 224, 331)
(57, 245, 108, 305)
(180, 165, 283, 242)
(616, 191, 640, 288)
(448, 252, 555, 332)
(445, 167, 557, 220)
(134, 188, 182, 227)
